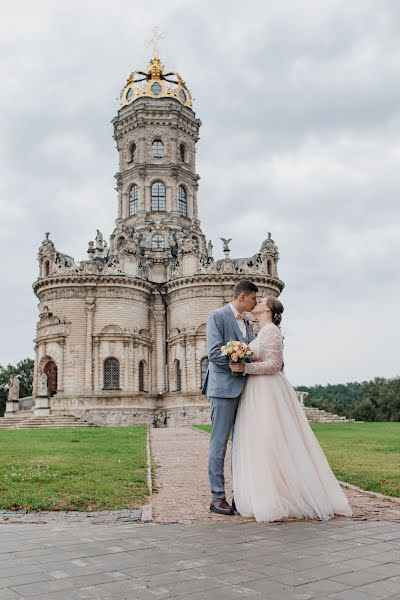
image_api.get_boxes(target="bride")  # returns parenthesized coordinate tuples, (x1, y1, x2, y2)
(230, 297, 353, 522)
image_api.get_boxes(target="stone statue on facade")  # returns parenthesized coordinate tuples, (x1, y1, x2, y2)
(221, 238, 232, 258)
(4, 376, 20, 416)
(8, 376, 20, 401)
(38, 372, 48, 397)
(207, 240, 213, 259)
(95, 230, 104, 250)
(94, 230, 107, 259)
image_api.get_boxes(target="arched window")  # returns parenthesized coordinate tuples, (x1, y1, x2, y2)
(174, 359, 182, 391)
(139, 360, 147, 392)
(129, 143, 136, 163)
(117, 236, 125, 251)
(179, 143, 186, 162)
(44, 260, 50, 277)
(129, 185, 139, 216)
(178, 186, 187, 216)
(151, 234, 165, 250)
(103, 357, 120, 390)
(152, 140, 164, 158)
(200, 357, 209, 388)
(151, 182, 166, 211)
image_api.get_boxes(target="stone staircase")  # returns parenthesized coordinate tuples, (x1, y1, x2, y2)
(0, 412, 96, 430)
(303, 406, 354, 423)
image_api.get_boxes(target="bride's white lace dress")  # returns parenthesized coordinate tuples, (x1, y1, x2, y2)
(232, 323, 353, 522)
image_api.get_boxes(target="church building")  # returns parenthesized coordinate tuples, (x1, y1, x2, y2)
(32, 52, 284, 427)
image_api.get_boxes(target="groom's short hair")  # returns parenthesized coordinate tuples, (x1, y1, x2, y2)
(233, 280, 258, 298)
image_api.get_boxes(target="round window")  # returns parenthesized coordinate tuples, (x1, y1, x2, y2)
(126, 88, 134, 102)
(179, 89, 187, 103)
(151, 82, 162, 96)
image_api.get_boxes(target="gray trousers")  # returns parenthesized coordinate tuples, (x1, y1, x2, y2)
(208, 396, 240, 500)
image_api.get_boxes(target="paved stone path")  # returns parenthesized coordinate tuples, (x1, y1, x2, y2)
(151, 427, 400, 524)
(1, 520, 400, 599)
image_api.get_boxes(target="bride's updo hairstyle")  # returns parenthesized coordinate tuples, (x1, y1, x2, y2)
(266, 297, 284, 326)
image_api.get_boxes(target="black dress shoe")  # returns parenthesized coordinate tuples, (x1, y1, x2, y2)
(231, 498, 237, 512)
(210, 499, 235, 515)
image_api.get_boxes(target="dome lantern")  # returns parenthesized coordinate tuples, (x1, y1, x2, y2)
(120, 55, 193, 110)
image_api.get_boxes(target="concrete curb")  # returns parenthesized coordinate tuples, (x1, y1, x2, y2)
(140, 428, 153, 522)
(338, 480, 400, 505)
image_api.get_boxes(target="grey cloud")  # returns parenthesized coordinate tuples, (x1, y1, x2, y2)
(1, 0, 399, 385)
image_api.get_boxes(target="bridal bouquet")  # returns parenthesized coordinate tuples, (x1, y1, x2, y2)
(221, 340, 254, 377)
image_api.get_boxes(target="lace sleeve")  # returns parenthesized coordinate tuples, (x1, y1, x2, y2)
(244, 326, 283, 375)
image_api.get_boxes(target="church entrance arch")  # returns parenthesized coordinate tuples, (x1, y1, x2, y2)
(43, 360, 58, 397)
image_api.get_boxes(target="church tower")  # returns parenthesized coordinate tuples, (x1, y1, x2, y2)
(31, 49, 285, 427)
(110, 54, 206, 284)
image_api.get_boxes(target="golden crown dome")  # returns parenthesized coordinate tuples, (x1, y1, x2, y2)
(120, 56, 192, 109)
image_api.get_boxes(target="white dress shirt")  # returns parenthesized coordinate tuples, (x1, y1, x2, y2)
(229, 303, 247, 337)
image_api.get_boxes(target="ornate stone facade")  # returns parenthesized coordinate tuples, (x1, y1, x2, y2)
(32, 54, 285, 427)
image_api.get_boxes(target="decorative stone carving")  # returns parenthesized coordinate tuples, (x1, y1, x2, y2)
(221, 238, 231, 257)
(38, 372, 48, 396)
(8, 376, 19, 400)
(5, 376, 20, 416)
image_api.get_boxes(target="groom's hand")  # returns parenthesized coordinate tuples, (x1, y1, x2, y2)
(229, 363, 245, 373)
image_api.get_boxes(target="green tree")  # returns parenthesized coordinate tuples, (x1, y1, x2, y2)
(296, 382, 362, 418)
(297, 377, 400, 422)
(0, 358, 34, 416)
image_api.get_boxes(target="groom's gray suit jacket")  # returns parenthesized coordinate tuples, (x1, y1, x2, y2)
(202, 304, 254, 398)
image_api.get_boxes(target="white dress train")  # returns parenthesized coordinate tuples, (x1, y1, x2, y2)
(232, 323, 353, 522)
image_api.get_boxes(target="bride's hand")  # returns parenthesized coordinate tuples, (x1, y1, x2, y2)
(229, 363, 245, 373)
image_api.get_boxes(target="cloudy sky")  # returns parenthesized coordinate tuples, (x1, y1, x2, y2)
(1, 0, 399, 386)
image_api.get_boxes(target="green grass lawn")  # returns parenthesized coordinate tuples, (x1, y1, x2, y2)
(194, 423, 400, 498)
(0, 427, 148, 511)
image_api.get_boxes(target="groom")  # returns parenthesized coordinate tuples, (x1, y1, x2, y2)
(202, 280, 258, 515)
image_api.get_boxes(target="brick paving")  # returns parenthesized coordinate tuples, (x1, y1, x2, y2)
(151, 427, 400, 524)
(1, 520, 400, 598)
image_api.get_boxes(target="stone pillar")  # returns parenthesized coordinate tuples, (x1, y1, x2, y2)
(132, 342, 138, 392)
(117, 185, 123, 219)
(185, 336, 196, 392)
(179, 342, 187, 392)
(139, 169, 146, 212)
(58, 339, 65, 392)
(84, 297, 95, 391)
(194, 340, 201, 391)
(154, 310, 166, 394)
(122, 192, 129, 219)
(145, 184, 151, 212)
(166, 184, 172, 213)
(93, 339, 100, 392)
(192, 183, 199, 220)
(170, 136, 177, 162)
(139, 136, 146, 162)
(34, 373, 50, 416)
(34, 396, 50, 416)
(124, 340, 130, 390)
